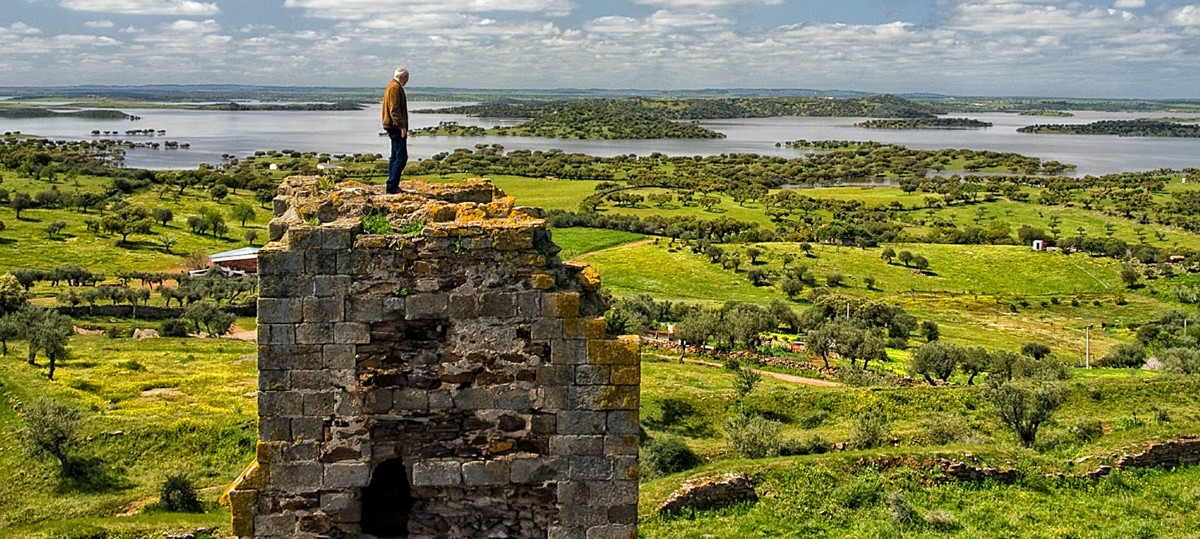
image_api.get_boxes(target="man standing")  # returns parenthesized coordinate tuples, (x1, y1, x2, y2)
(382, 67, 409, 194)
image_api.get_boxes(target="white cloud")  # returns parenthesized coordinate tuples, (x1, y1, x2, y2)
(4, 22, 43, 35)
(84, 19, 114, 28)
(282, 0, 574, 20)
(1112, 0, 1144, 7)
(56, 0, 219, 15)
(631, 0, 781, 7)
(1170, 5, 1200, 25)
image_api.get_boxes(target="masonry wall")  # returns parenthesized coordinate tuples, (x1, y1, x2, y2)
(222, 178, 639, 538)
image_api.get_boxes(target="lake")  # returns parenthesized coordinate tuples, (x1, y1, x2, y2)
(1, 102, 1197, 176)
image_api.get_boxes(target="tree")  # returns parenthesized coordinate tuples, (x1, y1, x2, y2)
(897, 250, 913, 267)
(745, 246, 762, 264)
(806, 323, 840, 369)
(780, 277, 804, 299)
(101, 205, 154, 244)
(911, 255, 930, 272)
(675, 308, 720, 357)
(0, 273, 27, 316)
(863, 276, 877, 290)
(987, 382, 1066, 447)
(157, 233, 178, 254)
(880, 247, 896, 264)
(17, 306, 72, 379)
(1098, 343, 1146, 368)
(210, 184, 229, 202)
(21, 397, 83, 477)
(799, 242, 813, 256)
(44, 220, 66, 239)
(732, 365, 762, 400)
(0, 314, 19, 355)
(183, 301, 236, 337)
(1020, 342, 1051, 361)
(919, 320, 939, 342)
(10, 192, 32, 219)
(780, 253, 795, 269)
(231, 203, 256, 227)
(1120, 263, 1141, 288)
(152, 208, 174, 227)
(704, 245, 724, 263)
(909, 341, 959, 385)
(959, 346, 991, 385)
(243, 230, 259, 246)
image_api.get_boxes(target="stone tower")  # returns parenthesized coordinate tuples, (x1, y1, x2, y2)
(221, 177, 640, 538)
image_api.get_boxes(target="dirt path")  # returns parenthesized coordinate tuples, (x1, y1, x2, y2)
(649, 352, 842, 387)
(569, 239, 655, 263)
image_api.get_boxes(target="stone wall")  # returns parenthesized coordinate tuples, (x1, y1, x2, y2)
(221, 177, 639, 538)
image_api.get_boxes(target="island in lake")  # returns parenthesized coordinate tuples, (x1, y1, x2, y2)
(1018, 119, 1200, 137)
(855, 118, 992, 129)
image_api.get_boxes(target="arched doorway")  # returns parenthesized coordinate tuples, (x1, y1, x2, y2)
(361, 459, 412, 537)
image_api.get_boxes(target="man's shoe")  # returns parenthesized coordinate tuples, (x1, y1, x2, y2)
(385, 187, 400, 194)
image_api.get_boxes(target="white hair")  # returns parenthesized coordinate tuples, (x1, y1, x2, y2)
(394, 67, 409, 81)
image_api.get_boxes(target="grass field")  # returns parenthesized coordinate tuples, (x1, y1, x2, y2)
(0, 336, 256, 535)
(583, 240, 784, 305)
(550, 227, 645, 260)
(0, 170, 272, 273)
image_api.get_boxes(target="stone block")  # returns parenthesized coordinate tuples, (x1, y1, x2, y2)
(365, 389, 393, 413)
(258, 417, 291, 441)
(516, 291, 542, 318)
(606, 410, 639, 435)
(405, 293, 449, 319)
(529, 272, 556, 290)
(428, 391, 454, 409)
(587, 339, 640, 366)
(604, 435, 639, 456)
(449, 294, 479, 318)
(462, 460, 511, 486)
(259, 369, 287, 392)
(496, 387, 534, 410)
(290, 370, 329, 390)
(550, 435, 603, 456)
(228, 490, 259, 537)
(383, 296, 406, 319)
(412, 461, 462, 486)
(320, 492, 361, 523)
(613, 456, 639, 482)
(291, 417, 326, 441)
(261, 324, 295, 346)
(393, 388, 429, 410)
(453, 388, 496, 410)
(258, 298, 304, 324)
(569, 456, 614, 481)
(259, 391, 304, 417)
(323, 462, 370, 488)
(313, 275, 351, 297)
(558, 411, 607, 435)
(303, 392, 336, 416)
(586, 525, 637, 539)
(511, 457, 563, 484)
(551, 339, 587, 365)
(479, 293, 517, 318)
(323, 344, 356, 370)
(303, 297, 344, 323)
(544, 292, 581, 319)
(565, 317, 607, 340)
(537, 365, 573, 386)
(255, 513, 298, 537)
(610, 365, 639, 386)
(260, 275, 313, 298)
(575, 365, 609, 385)
(334, 323, 370, 344)
(296, 323, 335, 344)
(258, 248, 304, 276)
(270, 462, 323, 492)
(345, 296, 384, 322)
(532, 319, 564, 341)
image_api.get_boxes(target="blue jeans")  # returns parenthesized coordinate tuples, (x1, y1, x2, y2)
(386, 128, 407, 191)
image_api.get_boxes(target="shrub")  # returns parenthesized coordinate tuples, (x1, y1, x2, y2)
(780, 434, 832, 456)
(923, 509, 958, 530)
(160, 319, 191, 338)
(160, 473, 203, 512)
(642, 435, 701, 479)
(725, 412, 782, 459)
(1069, 420, 1104, 443)
(851, 410, 893, 449)
(1161, 347, 1200, 374)
(922, 414, 971, 445)
(361, 212, 393, 234)
(21, 397, 83, 477)
(105, 325, 124, 339)
(732, 366, 762, 400)
(833, 477, 882, 509)
(800, 410, 829, 429)
(886, 491, 918, 524)
(1098, 343, 1145, 368)
(987, 382, 1066, 447)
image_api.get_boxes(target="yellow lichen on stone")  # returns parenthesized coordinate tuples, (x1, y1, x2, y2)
(588, 337, 640, 366)
(530, 273, 556, 290)
(578, 265, 602, 291)
(548, 292, 580, 319)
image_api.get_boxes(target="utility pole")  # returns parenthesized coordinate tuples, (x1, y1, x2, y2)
(1085, 325, 1091, 369)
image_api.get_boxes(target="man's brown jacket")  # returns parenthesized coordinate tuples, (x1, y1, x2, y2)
(382, 78, 408, 130)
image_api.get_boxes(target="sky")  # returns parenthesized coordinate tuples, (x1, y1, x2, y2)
(3, 0, 1200, 98)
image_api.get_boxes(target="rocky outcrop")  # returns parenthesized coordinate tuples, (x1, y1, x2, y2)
(658, 473, 757, 515)
(1116, 436, 1200, 470)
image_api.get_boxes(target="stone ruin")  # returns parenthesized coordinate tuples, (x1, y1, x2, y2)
(220, 177, 640, 538)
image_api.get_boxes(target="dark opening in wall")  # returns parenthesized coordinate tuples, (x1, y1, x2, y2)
(361, 459, 413, 538)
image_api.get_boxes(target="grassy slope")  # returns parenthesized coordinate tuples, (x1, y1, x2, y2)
(639, 358, 1200, 538)
(0, 170, 272, 273)
(0, 336, 256, 535)
(549, 227, 645, 260)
